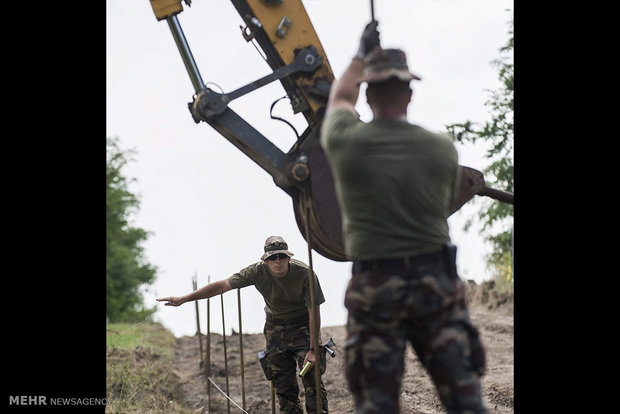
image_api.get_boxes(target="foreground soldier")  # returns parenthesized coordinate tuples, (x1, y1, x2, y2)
(320, 21, 488, 414)
(157, 236, 329, 414)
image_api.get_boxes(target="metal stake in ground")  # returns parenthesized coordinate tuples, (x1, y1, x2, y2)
(304, 206, 322, 413)
(193, 272, 204, 367)
(221, 293, 231, 414)
(237, 288, 246, 410)
(206, 275, 211, 412)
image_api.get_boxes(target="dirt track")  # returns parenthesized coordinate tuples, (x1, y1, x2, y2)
(172, 281, 513, 413)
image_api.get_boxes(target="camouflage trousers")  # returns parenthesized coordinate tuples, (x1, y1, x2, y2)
(262, 317, 328, 414)
(344, 249, 488, 414)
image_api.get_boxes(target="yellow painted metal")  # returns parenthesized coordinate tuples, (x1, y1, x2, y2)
(243, 0, 334, 123)
(149, 0, 183, 21)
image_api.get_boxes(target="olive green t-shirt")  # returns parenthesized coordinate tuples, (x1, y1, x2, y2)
(227, 259, 325, 320)
(320, 109, 458, 260)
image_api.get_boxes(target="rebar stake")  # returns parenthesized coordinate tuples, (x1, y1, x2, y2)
(221, 294, 230, 414)
(304, 206, 322, 413)
(237, 288, 246, 410)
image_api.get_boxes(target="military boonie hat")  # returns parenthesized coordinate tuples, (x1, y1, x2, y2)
(357, 48, 421, 85)
(261, 236, 294, 260)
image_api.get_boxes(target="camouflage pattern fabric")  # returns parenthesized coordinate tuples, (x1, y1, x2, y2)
(262, 319, 328, 414)
(343, 254, 488, 414)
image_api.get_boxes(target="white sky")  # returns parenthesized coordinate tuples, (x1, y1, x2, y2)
(106, 0, 513, 337)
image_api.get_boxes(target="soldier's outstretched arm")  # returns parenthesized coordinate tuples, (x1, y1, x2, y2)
(156, 279, 232, 307)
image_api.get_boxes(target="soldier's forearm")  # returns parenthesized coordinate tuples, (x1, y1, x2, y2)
(326, 58, 364, 114)
(184, 279, 232, 302)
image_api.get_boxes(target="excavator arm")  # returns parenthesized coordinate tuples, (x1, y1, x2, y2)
(147, 0, 513, 262)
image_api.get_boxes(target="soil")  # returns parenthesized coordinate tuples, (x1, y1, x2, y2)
(171, 280, 513, 413)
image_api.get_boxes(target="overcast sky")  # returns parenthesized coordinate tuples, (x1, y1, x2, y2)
(106, 0, 513, 338)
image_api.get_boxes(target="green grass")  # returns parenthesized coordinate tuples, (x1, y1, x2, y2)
(106, 322, 194, 414)
(106, 322, 176, 356)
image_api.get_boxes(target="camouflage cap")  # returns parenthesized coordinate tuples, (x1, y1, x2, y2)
(357, 48, 421, 85)
(261, 236, 294, 260)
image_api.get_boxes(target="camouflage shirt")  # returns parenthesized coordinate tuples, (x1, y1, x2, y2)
(228, 259, 325, 320)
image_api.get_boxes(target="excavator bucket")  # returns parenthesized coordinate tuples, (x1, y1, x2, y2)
(289, 128, 346, 261)
(449, 167, 514, 215)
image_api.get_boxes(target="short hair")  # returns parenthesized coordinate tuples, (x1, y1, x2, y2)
(366, 76, 412, 106)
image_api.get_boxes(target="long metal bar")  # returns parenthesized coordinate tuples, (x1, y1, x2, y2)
(479, 186, 514, 204)
(204, 109, 291, 186)
(164, 12, 292, 186)
(224, 46, 321, 104)
(193, 272, 204, 367)
(206, 275, 211, 412)
(304, 206, 322, 413)
(206, 377, 249, 413)
(166, 14, 205, 93)
(237, 289, 246, 410)
(225, 62, 300, 103)
(221, 294, 231, 414)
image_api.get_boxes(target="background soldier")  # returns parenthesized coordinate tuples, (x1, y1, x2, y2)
(157, 236, 329, 414)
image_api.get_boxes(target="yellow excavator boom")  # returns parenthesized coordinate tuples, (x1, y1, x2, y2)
(146, 0, 513, 261)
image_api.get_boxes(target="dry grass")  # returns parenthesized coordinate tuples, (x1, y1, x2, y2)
(106, 322, 194, 414)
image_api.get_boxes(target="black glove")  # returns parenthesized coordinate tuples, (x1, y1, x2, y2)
(355, 20, 380, 60)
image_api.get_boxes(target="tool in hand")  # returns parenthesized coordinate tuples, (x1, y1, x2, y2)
(324, 338, 336, 358)
(299, 361, 313, 377)
(300, 337, 337, 377)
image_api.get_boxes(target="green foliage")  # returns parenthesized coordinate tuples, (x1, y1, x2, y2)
(107, 137, 157, 323)
(446, 16, 514, 283)
(489, 247, 514, 296)
(106, 323, 176, 355)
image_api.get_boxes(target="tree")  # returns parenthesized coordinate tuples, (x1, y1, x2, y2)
(106, 137, 157, 322)
(446, 17, 513, 285)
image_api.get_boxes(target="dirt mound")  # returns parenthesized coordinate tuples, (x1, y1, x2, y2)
(107, 345, 189, 413)
(173, 283, 513, 413)
(466, 279, 514, 311)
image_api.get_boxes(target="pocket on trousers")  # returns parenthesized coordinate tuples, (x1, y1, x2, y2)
(258, 349, 274, 381)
